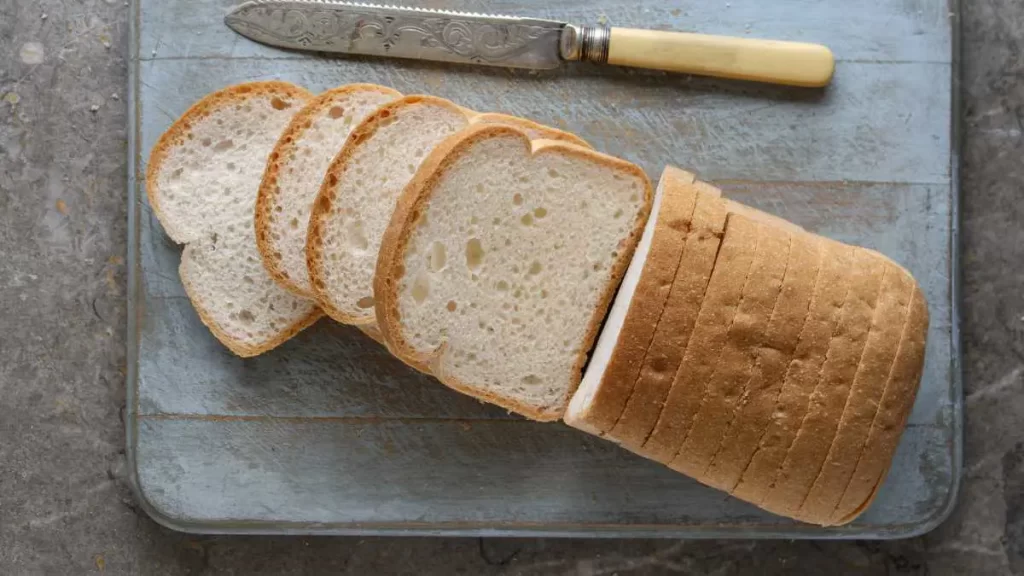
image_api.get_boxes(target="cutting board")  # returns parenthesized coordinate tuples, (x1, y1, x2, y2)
(127, 0, 961, 537)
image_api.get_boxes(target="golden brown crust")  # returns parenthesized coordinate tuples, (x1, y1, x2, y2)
(471, 113, 592, 149)
(731, 239, 852, 505)
(722, 200, 805, 236)
(567, 166, 696, 434)
(307, 95, 590, 327)
(374, 123, 651, 421)
(356, 321, 433, 374)
(701, 232, 822, 492)
(829, 278, 928, 525)
(797, 258, 913, 525)
(356, 321, 385, 345)
(610, 188, 728, 450)
(255, 84, 402, 297)
(179, 256, 324, 357)
(668, 221, 792, 479)
(146, 81, 319, 357)
(758, 247, 887, 519)
(640, 213, 760, 464)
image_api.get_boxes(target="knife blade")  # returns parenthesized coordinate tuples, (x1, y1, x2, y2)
(225, 1, 835, 87)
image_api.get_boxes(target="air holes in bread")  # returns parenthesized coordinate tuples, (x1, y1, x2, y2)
(465, 238, 484, 270)
(428, 241, 447, 272)
(411, 273, 430, 303)
(346, 220, 369, 251)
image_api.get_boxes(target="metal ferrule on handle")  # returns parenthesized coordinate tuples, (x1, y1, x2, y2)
(561, 25, 611, 63)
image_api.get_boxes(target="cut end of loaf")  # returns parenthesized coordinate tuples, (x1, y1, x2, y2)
(566, 167, 676, 432)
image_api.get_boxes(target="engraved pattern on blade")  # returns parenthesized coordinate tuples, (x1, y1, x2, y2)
(225, 0, 565, 69)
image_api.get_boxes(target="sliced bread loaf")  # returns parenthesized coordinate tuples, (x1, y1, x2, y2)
(830, 281, 928, 525)
(798, 259, 914, 525)
(731, 240, 855, 504)
(146, 81, 320, 356)
(759, 248, 887, 519)
(373, 124, 652, 421)
(564, 167, 697, 435)
(668, 219, 792, 478)
(306, 95, 588, 330)
(255, 84, 401, 297)
(701, 232, 822, 492)
(640, 213, 761, 464)
(606, 182, 731, 451)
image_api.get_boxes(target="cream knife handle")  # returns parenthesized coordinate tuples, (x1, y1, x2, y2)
(595, 28, 834, 88)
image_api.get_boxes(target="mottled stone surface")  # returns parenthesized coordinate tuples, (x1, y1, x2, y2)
(0, 0, 1021, 574)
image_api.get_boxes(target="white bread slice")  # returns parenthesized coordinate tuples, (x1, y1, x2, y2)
(255, 84, 401, 297)
(668, 220, 792, 478)
(564, 167, 697, 435)
(374, 124, 652, 421)
(146, 81, 320, 356)
(701, 232, 822, 492)
(732, 239, 856, 504)
(798, 259, 914, 525)
(830, 281, 928, 525)
(306, 95, 588, 329)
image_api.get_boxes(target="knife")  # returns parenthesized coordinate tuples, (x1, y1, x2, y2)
(225, 1, 835, 88)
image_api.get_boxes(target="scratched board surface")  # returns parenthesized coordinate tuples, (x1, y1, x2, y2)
(127, 0, 960, 537)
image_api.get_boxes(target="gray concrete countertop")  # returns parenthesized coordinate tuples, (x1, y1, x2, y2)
(1, 0, 1021, 574)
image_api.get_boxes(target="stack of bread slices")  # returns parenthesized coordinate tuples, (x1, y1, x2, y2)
(146, 81, 929, 527)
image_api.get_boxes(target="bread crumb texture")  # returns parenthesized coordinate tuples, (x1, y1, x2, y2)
(147, 81, 321, 356)
(392, 130, 649, 418)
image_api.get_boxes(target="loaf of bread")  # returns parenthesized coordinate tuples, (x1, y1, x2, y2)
(566, 166, 928, 526)
(373, 123, 651, 420)
(306, 95, 588, 335)
(148, 82, 928, 527)
(146, 81, 322, 356)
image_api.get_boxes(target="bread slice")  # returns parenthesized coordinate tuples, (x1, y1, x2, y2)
(830, 278, 928, 525)
(608, 187, 729, 451)
(306, 95, 588, 329)
(146, 81, 321, 357)
(374, 124, 652, 421)
(667, 220, 792, 478)
(731, 240, 855, 504)
(701, 232, 822, 492)
(255, 84, 401, 297)
(640, 213, 760, 464)
(759, 248, 887, 519)
(797, 260, 914, 525)
(564, 167, 697, 435)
